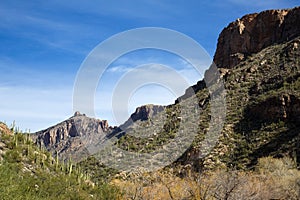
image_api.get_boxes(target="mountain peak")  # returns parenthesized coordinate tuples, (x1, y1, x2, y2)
(73, 111, 86, 117)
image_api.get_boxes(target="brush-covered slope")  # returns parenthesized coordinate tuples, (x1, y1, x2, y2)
(0, 123, 121, 199)
(114, 7, 300, 171)
(187, 36, 300, 170)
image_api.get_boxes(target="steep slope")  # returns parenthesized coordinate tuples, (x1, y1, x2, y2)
(187, 36, 300, 170)
(114, 7, 300, 171)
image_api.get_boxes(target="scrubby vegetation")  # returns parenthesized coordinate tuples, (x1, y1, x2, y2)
(1, 125, 299, 199)
(112, 157, 300, 199)
(0, 126, 122, 200)
(113, 37, 300, 172)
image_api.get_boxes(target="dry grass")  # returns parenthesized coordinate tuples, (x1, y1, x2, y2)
(111, 157, 300, 200)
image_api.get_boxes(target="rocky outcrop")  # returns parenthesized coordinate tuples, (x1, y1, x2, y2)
(33, 105, 165, 162)
(176, 80, 206, 103)
(214, 6, 300, 69)
(130, 104, 164, 122)
(120, 104, 165, 129)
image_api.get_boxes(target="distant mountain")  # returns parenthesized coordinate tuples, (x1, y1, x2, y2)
(32, 106, 165, 163)
(31, 111, 112, 162)
(33, 7, 300, 171)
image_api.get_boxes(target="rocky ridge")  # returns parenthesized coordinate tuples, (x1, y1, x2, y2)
(121, 104, 165, 128)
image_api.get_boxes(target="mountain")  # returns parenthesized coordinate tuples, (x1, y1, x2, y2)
(32, 111, 112, 162)
(33, 7, 300, 172)
(32, 106, 165, 163)
(177, 6, 300, 170)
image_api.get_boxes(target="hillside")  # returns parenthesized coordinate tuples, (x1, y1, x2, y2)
(0, 123, 121, 199)
(32, 7, 300, 172)
(109, 35, 300, 172)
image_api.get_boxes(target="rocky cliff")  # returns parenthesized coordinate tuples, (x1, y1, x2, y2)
(214, 6, 300, 69)
(130, 104, 164, 122)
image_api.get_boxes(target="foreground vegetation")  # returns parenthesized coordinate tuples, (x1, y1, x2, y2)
(0, 125, 121, 200)
(2, 123, 299, 200)
(112, 157, 300, 199)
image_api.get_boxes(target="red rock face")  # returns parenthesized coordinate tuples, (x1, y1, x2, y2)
(214, 7, 300, 69)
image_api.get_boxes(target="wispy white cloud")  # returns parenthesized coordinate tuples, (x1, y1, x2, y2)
(106, 65, 132, 73)
(0, 59, 75, 89)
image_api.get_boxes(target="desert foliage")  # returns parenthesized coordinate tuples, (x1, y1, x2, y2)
(112, 157, 300, 200)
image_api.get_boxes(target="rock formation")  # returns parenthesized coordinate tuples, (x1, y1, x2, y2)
(118, 104, 165, 130)
(32, 106, 165, 161)
(129, 104, 164, 122)
(245, 94, 300, 123)
(214, 6, 300, 68)
(33, 111, 111, 148)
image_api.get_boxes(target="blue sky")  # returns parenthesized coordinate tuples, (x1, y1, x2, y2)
(0, 0, 299, 132)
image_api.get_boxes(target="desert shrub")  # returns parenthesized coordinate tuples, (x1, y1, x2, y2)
(111, 157, 300, 200)
(0, 129, 122, 200)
